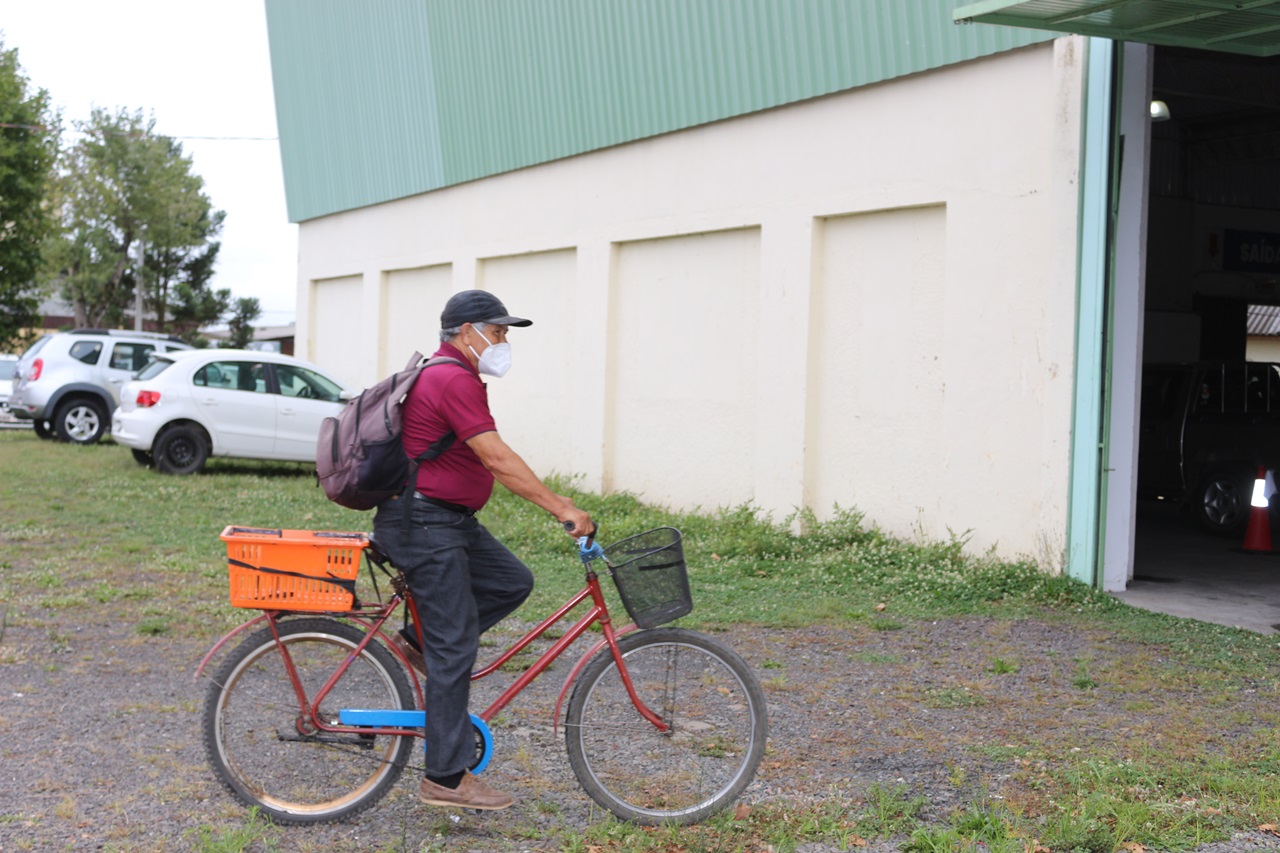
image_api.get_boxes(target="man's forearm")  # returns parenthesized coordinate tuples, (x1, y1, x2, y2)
(469, 432, 574, 517)
(490, 452, 573, 516)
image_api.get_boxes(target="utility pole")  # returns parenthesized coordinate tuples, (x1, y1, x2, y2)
(134, 231, 145, 331)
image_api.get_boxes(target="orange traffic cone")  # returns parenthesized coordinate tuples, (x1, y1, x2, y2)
(1235, 466, 1276, 554)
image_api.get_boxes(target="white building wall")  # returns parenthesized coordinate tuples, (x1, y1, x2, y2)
(607, 229, 761, 508)
(308, 275, 363, 389)
(294, 41, 1086, 567)
(479, 249, 578, 478)
(381, 264, 452, 375)
(806, 207, 947, 536)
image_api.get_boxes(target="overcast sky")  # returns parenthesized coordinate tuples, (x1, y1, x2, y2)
(0, 0, 298, 327)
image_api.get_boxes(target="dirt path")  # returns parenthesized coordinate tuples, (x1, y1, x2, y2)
(1, 612, 1277, 851)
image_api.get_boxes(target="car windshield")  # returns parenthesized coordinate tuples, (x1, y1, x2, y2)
(276, 364, 345, 402)
(0, 361, 16, 381)
(136, 358, 175, 381)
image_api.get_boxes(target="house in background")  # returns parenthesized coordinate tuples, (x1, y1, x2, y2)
(262, 0, 1280, 593)
(1247, 305, 1280, 362)
(200, 325, 296, 355)
(26, 298, 294, 355)
(33, 297, 76, 332)
(27, 297, 179, 337)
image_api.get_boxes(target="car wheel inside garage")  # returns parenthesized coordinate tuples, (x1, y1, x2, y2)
(1192, 469, 1253, 536)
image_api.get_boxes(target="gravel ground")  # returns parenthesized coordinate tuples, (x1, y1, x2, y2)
(2, 610, 1278, 852)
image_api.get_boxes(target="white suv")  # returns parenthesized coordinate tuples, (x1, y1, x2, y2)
(9, 329, 193, 444)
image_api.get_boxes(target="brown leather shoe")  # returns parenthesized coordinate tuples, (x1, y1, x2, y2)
(388, 632, 427, 676)
(418, 772, 514, 810)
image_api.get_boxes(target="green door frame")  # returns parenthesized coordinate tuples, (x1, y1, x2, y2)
(1067, 37, 1124, 587)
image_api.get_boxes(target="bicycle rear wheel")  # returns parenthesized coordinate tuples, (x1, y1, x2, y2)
(564, 627, 768, 825)
(202, 617, 416, 824)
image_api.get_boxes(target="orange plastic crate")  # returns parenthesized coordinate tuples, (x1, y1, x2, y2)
(221, 526, 367, 612)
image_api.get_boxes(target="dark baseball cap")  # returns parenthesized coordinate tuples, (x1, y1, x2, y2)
(440, 290, 532, 328)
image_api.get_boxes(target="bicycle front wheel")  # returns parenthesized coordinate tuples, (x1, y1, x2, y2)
(202, 617, 416, 824)
(564, 627, 768, 825)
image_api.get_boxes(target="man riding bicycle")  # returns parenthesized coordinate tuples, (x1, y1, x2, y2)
(372, 289, 593, 811)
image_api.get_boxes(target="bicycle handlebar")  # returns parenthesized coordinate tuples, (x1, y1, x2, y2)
(563, 521, 605, 563)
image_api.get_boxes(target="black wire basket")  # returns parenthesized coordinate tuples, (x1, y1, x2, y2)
(601, 527, 692, 629)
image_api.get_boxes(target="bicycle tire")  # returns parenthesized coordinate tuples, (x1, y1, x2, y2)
(564, 627, 768, 825)
(202, 617, 416, 824)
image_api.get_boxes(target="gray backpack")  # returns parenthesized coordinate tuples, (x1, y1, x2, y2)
(315, 353, 465, 510)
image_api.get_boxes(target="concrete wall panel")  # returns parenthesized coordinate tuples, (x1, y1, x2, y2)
(479, 249, 578, 478)
(382, 264, 452, 376)
(309, 275, 363, 388)
(806, 206, 946, 539)
(605, 229, 761, 510)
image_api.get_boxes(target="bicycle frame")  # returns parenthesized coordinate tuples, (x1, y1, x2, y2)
(195, 559, 669, 746)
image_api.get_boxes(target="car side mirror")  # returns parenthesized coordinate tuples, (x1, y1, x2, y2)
(339, 389, 355, 402)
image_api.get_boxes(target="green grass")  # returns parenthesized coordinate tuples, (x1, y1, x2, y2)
(3, 430, 1280, 852)
(185, 806, 279, 852)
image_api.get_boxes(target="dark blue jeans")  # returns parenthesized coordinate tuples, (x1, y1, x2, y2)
(372, 495, 533, 777)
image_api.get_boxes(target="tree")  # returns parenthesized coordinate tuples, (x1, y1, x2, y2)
(138, 198, 230, 341)
(44, 108, 226, 333)
(0, 39, 59, 353)
(225, 296, 261, 349)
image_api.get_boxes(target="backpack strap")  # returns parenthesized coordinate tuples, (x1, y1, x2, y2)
(400, 356, 470, 530)
(407, 356, 468, 467)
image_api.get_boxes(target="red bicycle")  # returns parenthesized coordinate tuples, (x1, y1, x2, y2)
(196, 524, 768, 825)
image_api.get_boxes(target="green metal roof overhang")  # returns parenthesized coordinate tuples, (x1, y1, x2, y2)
(954, 0, 1280, 56)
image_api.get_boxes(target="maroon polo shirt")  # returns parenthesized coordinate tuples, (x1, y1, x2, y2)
(402, 343, 497, 510)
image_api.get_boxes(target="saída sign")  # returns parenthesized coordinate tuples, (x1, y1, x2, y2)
(1224, 229, 1280, 275)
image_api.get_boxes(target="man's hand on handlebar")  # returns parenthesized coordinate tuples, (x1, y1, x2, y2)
(558, 505, 594, 540)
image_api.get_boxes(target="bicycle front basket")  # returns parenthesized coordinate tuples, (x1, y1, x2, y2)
(601, 527, 692, 629)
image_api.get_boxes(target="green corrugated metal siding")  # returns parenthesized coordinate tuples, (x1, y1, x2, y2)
(956, 0, 1280, 56)
(265, 0, 1052, 222)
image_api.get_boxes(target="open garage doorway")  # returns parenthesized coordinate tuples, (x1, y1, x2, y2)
(1124, 46, 1280, 633)
(952, 0, 1280, 631)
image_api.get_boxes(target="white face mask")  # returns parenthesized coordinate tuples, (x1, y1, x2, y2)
(469, 327, 512, 378)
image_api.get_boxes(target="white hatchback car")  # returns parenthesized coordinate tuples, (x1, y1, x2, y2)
(112, 349, 352, 474)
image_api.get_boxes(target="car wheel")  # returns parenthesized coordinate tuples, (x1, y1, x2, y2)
(54, 398, 108, 445)
(1194, 469, 1253, 536)
(154, 425, 209, 475)
(131, 449, 154, 467)
(33, 419, 53, 439)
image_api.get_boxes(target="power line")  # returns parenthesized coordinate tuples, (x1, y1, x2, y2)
(169, 135, 278, 141)
(0, 122, 278, 141)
